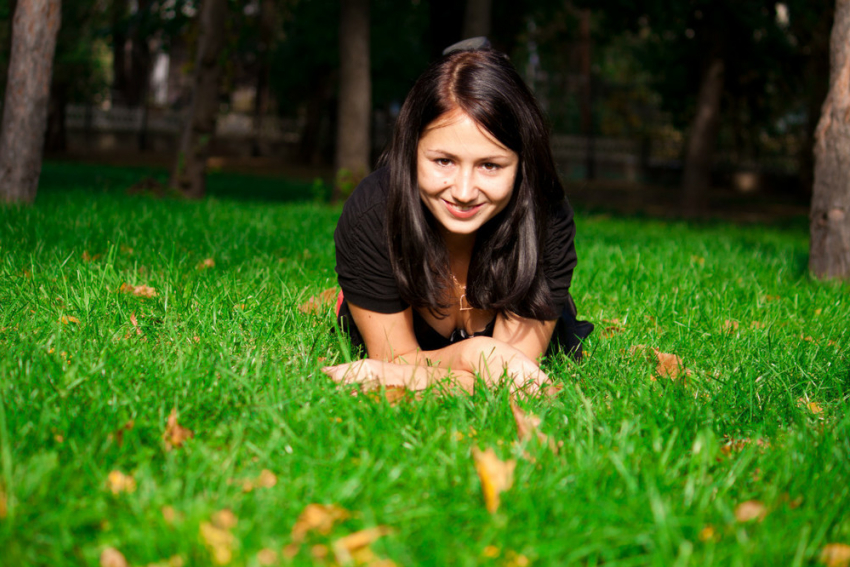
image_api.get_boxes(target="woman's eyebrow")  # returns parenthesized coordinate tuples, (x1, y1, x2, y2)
(421, 148, 513, 161)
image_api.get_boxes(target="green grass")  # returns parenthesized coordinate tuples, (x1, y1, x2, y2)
(1, 161, 848, 566)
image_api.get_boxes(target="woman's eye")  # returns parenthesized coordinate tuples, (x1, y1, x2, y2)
(482, 162, 501, 171)
(435, 158, 452, 166)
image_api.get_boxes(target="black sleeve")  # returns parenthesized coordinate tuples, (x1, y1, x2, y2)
(334, 169, 409, 314)
(542, 198, 578, 315)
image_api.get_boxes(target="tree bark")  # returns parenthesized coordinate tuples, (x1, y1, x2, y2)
(170, 0, 227, 200)
(810, 0, 850, 280)
(333, 0, 371, 202)
(463, 0, 491, 39)
(0, 0, 61, 205)
(681, 56, 725, 216)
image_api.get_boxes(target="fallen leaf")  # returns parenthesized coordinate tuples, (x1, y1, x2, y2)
(332, 526, 393, 565)
(0, 488, 7, 519)
(691, 255, 705, 265)
(504, 551, 530, 567)
(291, 503, 351, 543)
(163, 408, 194, 451)
(750, 321, 766, 329)
(257, 469, 277, 489)
(120, 283, 158, 298)
(722, 320, 739, 333)
(797, 398, 823, 414)
(698, 525, 717, 542)
(510, 399, 556, 453)
(734, 500, 767, 523)
(212, 509, 238, 530)
(200, 521, 235, 565)
(601, 325, 624, 338)
(198, 258, 215, 270)
(109, 420, 135, 447)
(162, 506, 177, 524)
(257, 548, 277, 566)
(107, 470, 137, 494)
(130, 313, 142, 336)
(311, 545, 329, 560)
(820, 544, 850, 567)
(472, 447, 516, 513)
(653, 350, 690, 381)
(60, 315, 80, 325)
(719, 435, 769, 457)
(145, 556, 184, 567)
(482, 545, 500, 558)
(299, 287, 339, 315)
(100, 547, 129, 567)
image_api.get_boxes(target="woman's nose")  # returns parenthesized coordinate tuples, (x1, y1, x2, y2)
(450, 169, 478, 203)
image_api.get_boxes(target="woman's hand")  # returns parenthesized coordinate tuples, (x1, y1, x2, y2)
(459, 336, 550, 395)
(322, 359, 473, 392)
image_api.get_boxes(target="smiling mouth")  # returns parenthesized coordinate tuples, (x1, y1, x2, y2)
(444, 200, 481, 212)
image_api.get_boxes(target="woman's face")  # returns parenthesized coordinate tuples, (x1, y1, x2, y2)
(416, 110, 518, 242)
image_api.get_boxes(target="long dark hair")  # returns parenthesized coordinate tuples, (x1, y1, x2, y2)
(382, 47, 565, 320)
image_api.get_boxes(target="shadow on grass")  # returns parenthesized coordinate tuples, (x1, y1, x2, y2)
(38, 160, 322, 203)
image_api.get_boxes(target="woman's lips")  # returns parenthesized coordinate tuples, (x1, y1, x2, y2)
(443, 200, 483, 219)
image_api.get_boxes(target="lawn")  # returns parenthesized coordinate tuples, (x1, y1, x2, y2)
(0, 161, 848, 567)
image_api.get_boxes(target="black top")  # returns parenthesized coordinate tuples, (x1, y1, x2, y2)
(334, 167, 578, 349)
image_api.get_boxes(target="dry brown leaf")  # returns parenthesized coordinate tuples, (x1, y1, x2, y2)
(130, 312, 142, 336)
(100, 547, 129, 567)
(719, 436, 770, 457)
(120, 283, 158, 298)
(109, 420, 135, 448)
(751, 321, 766, 329)
(797, 398, 824, 414)
(0, 487, 6, 520)
(212, 509, 238, 530)
(107, 470, 137, 495)
(601, 325, 624, 338)
(510, 399, 556, 453)
(291, 503, 351, 543)
(310, 545, 329, 560)
(653, 350, 690, 381)
(257, 469, 277, 489)
(256, 548, 277, 566)
(472, 447, 516, 513)
(482, 545, 500, 558)
(60, 315, 80, 325)
(198, 258, 216, 270)
(162, 506, 177, 524)
(299, 287, 339, 315)
(332, 526, 393, 565)
(281, 544, 300, 560)
(734, 500, 767, 523)
(163, 408, 194, 451)
(820, 544, 850, 567)
(722, 320, 740, 333)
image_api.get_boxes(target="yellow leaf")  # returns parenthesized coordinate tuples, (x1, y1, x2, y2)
(106, 470, 137, 495)
(257, 469, 277, 489)
(722, 320, 739, 333)
(698, 525, 718, 542)
(60, 315, 80, 325)
(198, 258, 216, 270)
(734, 500, 767, 523)
(200, 521, 235, 565)
(472, 447, 515, 513)
(291, 503, 350, 543)
(100, 547, 129, 567)
(482, 545, 500, 558)
(212, 509, 238, 530)
(820, 544, 850, 567)
(163, 408, 194, 451)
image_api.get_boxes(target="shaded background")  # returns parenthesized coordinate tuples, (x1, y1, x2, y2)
(0, 0, 833, 219)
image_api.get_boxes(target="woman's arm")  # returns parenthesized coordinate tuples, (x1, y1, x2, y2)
(322, 302, 555, 393)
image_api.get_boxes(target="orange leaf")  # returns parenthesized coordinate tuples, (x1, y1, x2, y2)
(698, 525, 718, 542)
(654, 350, 689, 381)
(256, 469, 277, 489)
(257, 549, 277, 566)
(120, 283, 158, 298)
(198, 258, 216, 270)
(332, 526, 393, 565)
(510, 399, 556, 453)
(130, 312, 142, 335)
(291, 503, 350, 543)
(299, 287, 339, 315)
(0, 488, 7, 520)
(820, 544, 850, 567)
(60, 315, 80, 325)
(163, 408, 194, 451)
(734, 500, 767, 522)
(100, 548, 129, 567)
(472, 447, 516, 513)
(200, 522, 235, 565)
(722, 320, 740, 333)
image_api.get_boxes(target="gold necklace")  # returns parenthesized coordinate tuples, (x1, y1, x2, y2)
(451, 274, 472, 311)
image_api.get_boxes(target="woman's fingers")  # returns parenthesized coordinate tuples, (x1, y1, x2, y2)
(321, 360, 381, 386)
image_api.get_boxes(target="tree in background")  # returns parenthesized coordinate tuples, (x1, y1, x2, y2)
(810, 0, 850, 279)
(0, 0, 61, 204)
(333, 0, 371, 200)
(170, 0, 227, 199)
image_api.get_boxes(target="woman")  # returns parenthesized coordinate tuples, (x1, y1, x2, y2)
(323, 40, 592, 394)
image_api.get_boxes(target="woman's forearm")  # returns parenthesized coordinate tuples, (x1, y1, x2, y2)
(323, 358, 475, 393)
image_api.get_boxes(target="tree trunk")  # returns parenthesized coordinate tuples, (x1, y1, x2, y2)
(0, 0, 61, 205)
(463, 0, 491, 39)
(681, 56, 725, 216)
(333, 0, 371, 202)
(251, 0, 276, 157)
(810, 0, 850, 280)
(170, 0, 227, 200)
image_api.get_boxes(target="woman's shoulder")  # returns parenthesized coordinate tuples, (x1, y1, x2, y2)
(342, 167, 390, 220)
